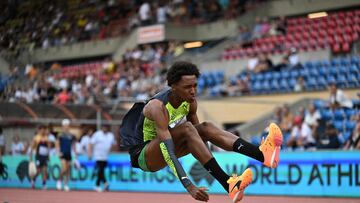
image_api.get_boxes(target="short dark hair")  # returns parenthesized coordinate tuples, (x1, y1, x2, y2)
(166, 61, 200, 86)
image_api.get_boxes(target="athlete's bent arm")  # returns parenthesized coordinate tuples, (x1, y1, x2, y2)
(187, 100, 200, 125)
(144, 100, 209, 202)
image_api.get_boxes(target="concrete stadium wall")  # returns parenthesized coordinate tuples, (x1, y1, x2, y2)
(198, 50, 331, 77)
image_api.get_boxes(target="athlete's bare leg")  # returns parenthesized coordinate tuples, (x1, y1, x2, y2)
(145, 122, 212, 172)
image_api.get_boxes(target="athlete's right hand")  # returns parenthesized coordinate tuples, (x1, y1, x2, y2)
(186, 184, 209, 202)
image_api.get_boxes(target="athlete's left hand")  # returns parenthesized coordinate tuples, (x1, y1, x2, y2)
(186, 184, 209, 202)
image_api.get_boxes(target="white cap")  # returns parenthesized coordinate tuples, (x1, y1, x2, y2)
(62, 119, 70, 126)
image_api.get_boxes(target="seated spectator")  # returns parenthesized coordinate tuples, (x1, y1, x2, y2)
(287, 116, 315, 150)
(280, 104, 294, 134)
(11, 134, 25, 155)
(343, 122, 360, 150)
(246, 54, 259, 73)
(254, 54, 273, 73)
(317, 123, 341, 149)
(304, 103, 321, 137)
(272, 106, 283, 125)
(328, 83, 353, 110)
(294, 76, 305, 92)
(288, 48, 302, 69)
(235, 25, 252, 45)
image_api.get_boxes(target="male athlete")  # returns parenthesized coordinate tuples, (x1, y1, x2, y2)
(121, 61, 283, 202)
(29, 125, 51, 189)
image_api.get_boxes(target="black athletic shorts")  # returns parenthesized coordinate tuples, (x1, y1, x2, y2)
(35, 155, 48, 168)
(60, 153, 72, 161)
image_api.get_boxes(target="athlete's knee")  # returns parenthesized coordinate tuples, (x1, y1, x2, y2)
(197, 121, 217, 137)
(182, 121, 197, 134)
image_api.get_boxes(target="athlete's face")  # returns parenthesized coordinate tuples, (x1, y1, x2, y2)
(173, 75, 197, 103)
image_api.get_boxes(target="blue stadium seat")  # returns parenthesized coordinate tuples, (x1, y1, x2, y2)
(264, 72, 273, 80)
(336, 74, 347, 87)
(334, 109, 345, 120)
(333, 121, 344, 132)
(281, 71, 290, 79)
(290, 70, 299, 78)
(313, 100, 325, 109)
(342, 131, 352, 142)
(273, 72, 281, 80)
(345, 121, 356, 132)
(327, 75, 336, 84)
(345, 109, 356, 119)
(321, 109, 334, 120)
(279, 79, 290, 92)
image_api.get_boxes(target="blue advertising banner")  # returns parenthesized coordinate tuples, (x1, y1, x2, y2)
(0, 151, 359, 197)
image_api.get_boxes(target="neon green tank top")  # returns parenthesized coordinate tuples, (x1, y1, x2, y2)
(142, 93, 190, 142)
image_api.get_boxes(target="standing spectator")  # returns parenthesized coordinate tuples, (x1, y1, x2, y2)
(156, 2, 167, 24)
(80, 127, 93, 155)
(0, 127, 5, 156)
(54, 89, 72, 104)
(88, 125, 116, 192)
(343, 122, 360, 150)
(56, 119, 77, 191)
(11, 134, 25, 155)
(328, 83, 353, 110)
(287, 116, 315, 150)
(29, 125, 50, 189)
(139, 1, 152, 26)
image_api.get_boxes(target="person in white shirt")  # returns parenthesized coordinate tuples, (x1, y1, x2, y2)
(328, 83, 353, 109)
(139, 1, 151, 26)
(304, 103, 322, 136)
(11, 134, 25, 155)
(287, 116, 315, 150)
(88, 125, 116, 192)
(79, 128, 93, 155)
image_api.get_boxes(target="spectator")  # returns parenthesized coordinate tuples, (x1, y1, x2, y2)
(139, 1, 152, 26)
(11, 134, 25, 155)
(280, 104, 294, 134)
(246, 54, 259, 73)
(79, 127, 93, 155)
(304, 103, 321, 136)
(0, 127, 5, 156)
(328, 83, 353, 110)
(294, 76, 305, 92)
(254, 54, 273, 73)
(88, 125, 116, 192)
(317, 123, 340, 149)
(54, 89, 72, 104)
(343, 122, 360, 150)
(287, 116, 315, 150)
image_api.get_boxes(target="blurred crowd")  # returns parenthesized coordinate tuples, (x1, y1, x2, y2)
(0, 0, 263, 54)
(0, 41, 186, 104)
(266, 85, 360, 151)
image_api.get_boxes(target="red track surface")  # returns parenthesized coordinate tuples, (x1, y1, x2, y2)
(0, 189, 359, 203)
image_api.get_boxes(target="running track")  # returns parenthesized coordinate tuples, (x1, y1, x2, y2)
(0, 189, 359, 203)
